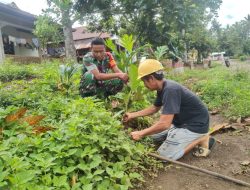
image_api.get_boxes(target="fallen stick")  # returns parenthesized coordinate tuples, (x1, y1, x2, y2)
(149, 153, 250, 188)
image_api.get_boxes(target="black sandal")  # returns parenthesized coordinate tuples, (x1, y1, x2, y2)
(209, 136, 216, 150)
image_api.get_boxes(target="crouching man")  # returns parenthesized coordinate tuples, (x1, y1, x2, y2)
(79, 38, 128, 98)
(123, 59, 215, 160)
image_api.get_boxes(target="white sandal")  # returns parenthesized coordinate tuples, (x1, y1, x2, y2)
(193, 146, 211, 157)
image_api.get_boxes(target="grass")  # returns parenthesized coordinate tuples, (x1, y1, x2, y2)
(1, 60, 249, 119)
(168, 62, 250, 118)
(0, 59, 249, 188)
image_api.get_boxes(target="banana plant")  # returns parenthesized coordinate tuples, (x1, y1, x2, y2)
(153, 45, 168, 61)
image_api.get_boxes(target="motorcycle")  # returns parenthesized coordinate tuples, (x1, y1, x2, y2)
(224, 57, 230, 67)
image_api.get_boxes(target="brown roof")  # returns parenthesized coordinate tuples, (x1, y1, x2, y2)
(75, 42, 91, 50)
(72, 26, 110, 41)
(74, 38, 92, 50)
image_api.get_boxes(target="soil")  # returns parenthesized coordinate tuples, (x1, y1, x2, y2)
(142, 114, 250, 190)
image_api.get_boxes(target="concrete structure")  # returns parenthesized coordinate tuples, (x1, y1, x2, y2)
(0, 2, 39, 64)
(211, 52, 225, 61)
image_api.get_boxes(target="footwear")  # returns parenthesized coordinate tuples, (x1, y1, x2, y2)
(193, 146, 211, 157)
(209, 136, 216, 150)
(193, 136, 216, 157)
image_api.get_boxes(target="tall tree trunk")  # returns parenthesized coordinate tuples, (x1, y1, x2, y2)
(62, 9, 76, 61)
(0, 24, 5, 64)
(197, 51, 202, 64)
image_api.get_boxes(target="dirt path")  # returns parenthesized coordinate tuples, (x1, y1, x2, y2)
(143, 114, 250, 190)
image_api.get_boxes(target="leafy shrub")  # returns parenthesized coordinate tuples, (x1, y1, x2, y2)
(0, 98, 148, 189)
(0, 63, 38, 82)
(0, 60, 160, 189)
(239, 55, 247, 61)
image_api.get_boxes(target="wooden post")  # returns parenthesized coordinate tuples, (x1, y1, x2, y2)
(0, 23, 5, 64)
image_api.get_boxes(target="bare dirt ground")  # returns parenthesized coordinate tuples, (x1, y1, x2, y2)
(143, 114, 250, 190)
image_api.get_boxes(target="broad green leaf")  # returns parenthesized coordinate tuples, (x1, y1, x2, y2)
(128, 64, 139, 91)
(93, 169, 105, 175)
(89, 155, 102, 169)
(9, 170, 36, 185)
(83, 183, 93, 190)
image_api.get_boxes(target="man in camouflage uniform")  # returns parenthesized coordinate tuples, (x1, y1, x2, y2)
(79, 38, 128, 98)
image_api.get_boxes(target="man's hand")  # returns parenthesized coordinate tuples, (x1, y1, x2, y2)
(130, 131, 144, 141)
(123, 112, 135, 122)
(117, 73, 129, 83)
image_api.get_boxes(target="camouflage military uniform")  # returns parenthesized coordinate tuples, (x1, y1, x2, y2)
(79, 52, 124, 98)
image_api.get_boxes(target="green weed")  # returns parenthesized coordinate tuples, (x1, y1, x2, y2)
(168, 63, 250, 118)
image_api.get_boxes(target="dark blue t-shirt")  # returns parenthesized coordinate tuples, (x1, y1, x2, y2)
(154, 79, 209, 134)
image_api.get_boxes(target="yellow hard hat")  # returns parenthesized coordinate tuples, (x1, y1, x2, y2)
(137, 59, 164, 79)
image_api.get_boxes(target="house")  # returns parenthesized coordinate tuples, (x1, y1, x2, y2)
(46, 26, 113, 61)
(0, 2, 115, 63)
(0, 2, 39, 64)
(72, 26, 111, 60)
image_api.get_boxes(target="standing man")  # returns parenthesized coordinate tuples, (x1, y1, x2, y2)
(123, 59, 215, 160)
(79, 38, 128, 98)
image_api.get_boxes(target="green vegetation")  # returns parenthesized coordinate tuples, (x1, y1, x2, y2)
(0, 98, 146, 189)
(0, 60, 159, 189)
(1, 57, 249, 189)
(33, 15, 63, 51)
(2, 0, 250, 187)
(211, 15, 250, 57)
(169, 63, 250, 118)
(105, 35, 150, 113)
(239, 55, 247, 62)
(0, 61, 38, 82)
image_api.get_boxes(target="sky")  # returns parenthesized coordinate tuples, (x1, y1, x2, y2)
(1, 0, 250, 27)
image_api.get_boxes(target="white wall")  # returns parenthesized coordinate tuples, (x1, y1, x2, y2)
(14, 45, 39, 57)
(2, 25, 39, 57)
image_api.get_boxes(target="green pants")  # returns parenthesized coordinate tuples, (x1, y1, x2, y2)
(79, 72, 124, 98)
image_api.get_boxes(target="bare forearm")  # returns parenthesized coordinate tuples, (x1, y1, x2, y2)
(94, 73, 120, 80)
(140, 121, 171, 136)
(132, 106, 160, 118)
(130, 114, 174, 140)
(112, 66, 123, 73)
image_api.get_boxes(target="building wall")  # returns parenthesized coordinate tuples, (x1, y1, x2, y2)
(14, 45, 39, 57)
(2, 25, 39, 57)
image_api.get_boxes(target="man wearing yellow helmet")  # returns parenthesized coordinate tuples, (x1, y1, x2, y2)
(123, 59, 214, 160)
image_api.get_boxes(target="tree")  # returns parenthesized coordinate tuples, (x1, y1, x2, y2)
(209, 19, 222, 51)
(216, 15, 250, 56)
(75, 0, 222, 63)
(43, 0, 116, 60)
(187, 24, 215, 63)
(34, 15, 63, 56)
(40, 0, 81, 60)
